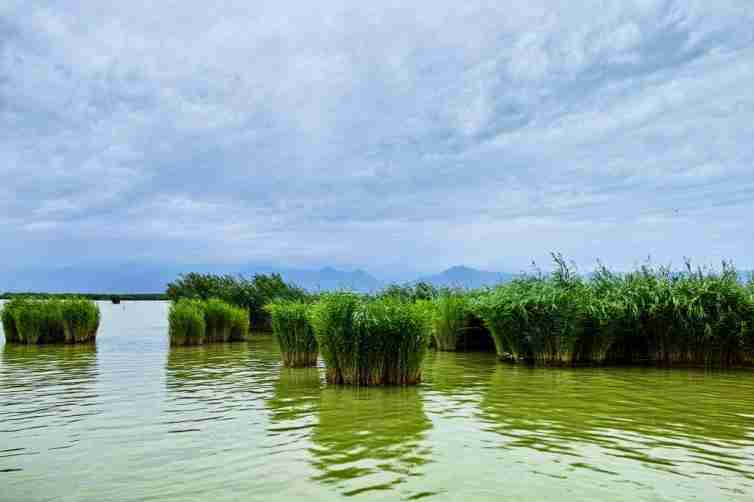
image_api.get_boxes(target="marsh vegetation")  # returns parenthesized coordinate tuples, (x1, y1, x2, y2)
(265, 300, 318, 367)
(1, 297, 100, 344)
(168, 298, 249, 346)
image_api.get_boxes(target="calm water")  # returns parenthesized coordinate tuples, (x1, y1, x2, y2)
(1, 301, 753, 501)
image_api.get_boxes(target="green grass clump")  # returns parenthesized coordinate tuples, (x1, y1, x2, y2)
(203, 298, 237, 342)
(60, 298, 100, 343)
(471, 256, 754, 367)
(168, 298, 248, 346)
(431, 292, 469, 351)
(1, 297, 28, 343)
(308, 293, 431, 385)
(169, 300, 206, 346)
(166, 272, 307, 331)
(230, 307, 250, 341)
(1, 297, 99, 344)
(308, 292, 361, 383)
(265, 300, 318, 367)
(472, 276, 582, 364)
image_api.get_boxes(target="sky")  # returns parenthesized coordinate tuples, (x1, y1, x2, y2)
(1, 0, 753, 279)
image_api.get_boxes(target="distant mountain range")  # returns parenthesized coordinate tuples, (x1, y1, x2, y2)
(0, 263, 514, 294)
(416, 265, 515, 289)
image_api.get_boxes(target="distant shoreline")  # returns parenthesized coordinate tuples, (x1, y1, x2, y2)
(0, 293, 168, 301)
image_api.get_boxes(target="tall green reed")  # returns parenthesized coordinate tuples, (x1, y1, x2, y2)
(308, 293, 431, 385)
(265, 300, 318, 367)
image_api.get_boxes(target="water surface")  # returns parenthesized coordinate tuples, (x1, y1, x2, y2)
(1, 301, 753, 501)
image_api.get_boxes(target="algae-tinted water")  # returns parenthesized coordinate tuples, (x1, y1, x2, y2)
(1, 301, 753, 501)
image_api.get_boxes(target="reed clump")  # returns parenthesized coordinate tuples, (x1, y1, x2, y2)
(430, 292, 469, 351)
(308, 293, 431, 385)
(60, 298, 101, 343)
(471, 256, 754, 367)
(166, 272, 307, 331)
(168, 298, 248, 346)
(169, 299, 206, 346)
(265, 300, 318, 367)
(203, 298, 238, 342)
(230, 307, 250, 342)
(1, 297, 100, 344)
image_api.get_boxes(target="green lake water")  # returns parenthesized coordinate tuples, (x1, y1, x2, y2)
(1, 301, 753, 501)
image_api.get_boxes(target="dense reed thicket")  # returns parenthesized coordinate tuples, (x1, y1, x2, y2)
(431, 292, 469, 351)
(308, 293, 431, 385)
(1, 297, 100, 344)
(265, 300, 318, 367)
(166, 273, 306, 331)
(168, 299, 248, 346)
(471, 257, 754, 367)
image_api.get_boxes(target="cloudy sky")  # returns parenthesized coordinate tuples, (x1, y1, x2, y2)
(2, 0, 753, 279)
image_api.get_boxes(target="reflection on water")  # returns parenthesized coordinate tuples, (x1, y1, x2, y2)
(310, 386, 433, 497)
(421, 350, 496, 419)
(164, 338, 279, 432)
(2, 302, 754, 501)
(477, 365, 754, 497)
(268, 367, 322, 429)
(0, 343, 99, 473)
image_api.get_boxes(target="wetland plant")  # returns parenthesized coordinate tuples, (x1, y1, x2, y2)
(229, 307, 250, 341)
(60, 298, 101, 343)
(1, 297, 99, 344)
(265, 300, 318, 367)
(308, 294, 431, 385)
(203, 298, 239, 342)
(431, 292, 469, 351)
(1, 297, 27, 343)
(168, 298, 248, 346)
(471, 256, 754, 367)
(169, 299, 207, 346)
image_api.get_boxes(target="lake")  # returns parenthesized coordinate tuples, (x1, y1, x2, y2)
(1, 301, 753, 501)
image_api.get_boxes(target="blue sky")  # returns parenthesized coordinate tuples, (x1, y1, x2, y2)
(1, 1, 753, 279)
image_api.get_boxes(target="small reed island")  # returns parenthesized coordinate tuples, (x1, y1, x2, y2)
(1, 297, 100, 344)
(308, 293, 431, 385)
(265, 300, 319, 367)
(168, 298, 249, 346)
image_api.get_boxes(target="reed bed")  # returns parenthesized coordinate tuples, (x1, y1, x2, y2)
(265, 300, 318, 367)
(166, 272, 306, 331)
(1, 297, 100, 344)
(169, 300, 207, 346)
(168, 298, 248, 346)
(308, 293, 431, 385)
(471, 257, 754, 367)
(430, 292, 469, 351)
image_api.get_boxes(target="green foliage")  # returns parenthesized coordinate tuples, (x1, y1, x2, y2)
(1, 297, 99, 344)
(60, 298, 101, 343)
(229, 308, 250, 342)
(166, 272, 307, 330)
(265, 300, 318, 367)
(168, 298, 248, 346)
(471, 256, 754, 367)
(1, 297, 28, 343)
(308, 294, 431, 385)
(168, 299, 206, 346)
(378, 281, 438, 302)
(308, 292, 361, 383)
(431, 292, 469, 351)
(203, 298, 237, 342)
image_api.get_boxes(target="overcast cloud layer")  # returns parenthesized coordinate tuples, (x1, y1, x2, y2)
(2, 0, 753, 277)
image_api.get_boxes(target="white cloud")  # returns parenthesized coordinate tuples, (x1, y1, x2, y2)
(1, 0, 753, 274)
